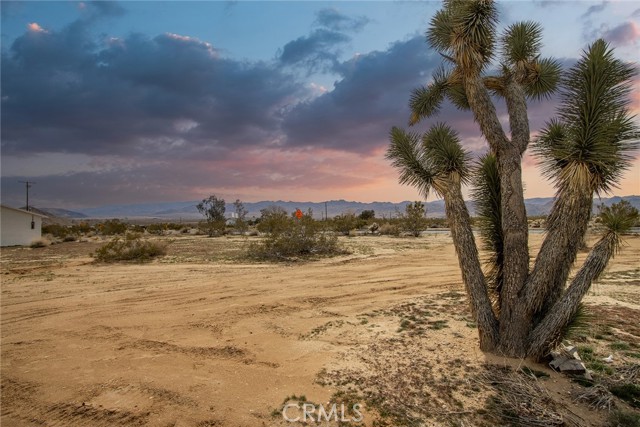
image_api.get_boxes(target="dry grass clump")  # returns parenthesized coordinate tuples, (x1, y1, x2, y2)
(573, 384, 615, 411)
(93, 233, 167, 263)
(30, 238, 51, 248)
(378, 223, 401, 236)
(477, 365, 566, 426)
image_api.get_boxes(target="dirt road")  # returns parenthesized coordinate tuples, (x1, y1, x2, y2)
(2, 234, 638, 426)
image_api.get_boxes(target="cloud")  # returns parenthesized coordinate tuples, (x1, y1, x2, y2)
(1, 21, 305, 158)
(277, 8, 370, 72)
(278, 28, 350, 71)
(86, 1, 126, 18)
(27, 22, 47, 33)
(282, 35, 494, 154)
(4, 6, 634, 208)
(600, 21, 640, 47)
(314, 8, 369, 33)
(581, 1, 608, 19)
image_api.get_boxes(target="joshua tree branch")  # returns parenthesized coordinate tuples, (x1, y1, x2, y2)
(443, 177, 499, 350)
(528, 232, 617, 359)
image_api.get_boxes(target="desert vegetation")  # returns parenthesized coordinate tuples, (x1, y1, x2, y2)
(93, 232, 168, 262)
(248, 209, 344, 261)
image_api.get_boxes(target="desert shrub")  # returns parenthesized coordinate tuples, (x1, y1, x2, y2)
(62, 235, 77, 242)
(359, 210, 375, 221)
(146, 223, 168, 235)
(607, 410, 640, 427)
(71, 222, 93, 234)
(198, 220, 227, 237)
(98, 219, 128, 235)
(609, 383, 640, 409)
(42, 224, 71, 238)
(256, 205, 289, 234)
(399, 201, 428, 237)
(249, 213, 343, 261)
(30, 238, 50, 248)
(332, 212, 363, 235)
(93, 233, 167, 262)
(378, 223, 401, 236)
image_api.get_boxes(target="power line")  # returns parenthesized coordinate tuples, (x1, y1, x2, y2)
(18, 180, 36, 211)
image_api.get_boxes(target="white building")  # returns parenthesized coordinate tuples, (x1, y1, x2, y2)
(0, 205, 47, 246)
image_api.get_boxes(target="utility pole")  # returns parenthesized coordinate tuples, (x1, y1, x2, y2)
(18, 180, 36, 211)
(325, 202, 328, 221)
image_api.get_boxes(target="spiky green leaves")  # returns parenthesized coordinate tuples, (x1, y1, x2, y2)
(387, 124, 470, 198)
(423, 123, 470, 181)
(533, 39, 639, 195)
(501, 21, 542, 65)
(409, 67, 449, 125)
(387, 127, 436, 198)
(522, 57, 561, 100)
(426, 0, 498, 74)
(471, 154, 503, 303)
(498, 22, 560, 100)
(598, 200, 639, 235)
(409, 67, 470, 125)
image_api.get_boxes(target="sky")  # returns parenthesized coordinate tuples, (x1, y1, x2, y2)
(1, 0, 639, 209)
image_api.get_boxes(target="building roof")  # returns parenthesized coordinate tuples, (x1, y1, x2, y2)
(0, 204, 48, 218)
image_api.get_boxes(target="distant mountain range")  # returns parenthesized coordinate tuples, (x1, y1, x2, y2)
(36, 195, 640, 220)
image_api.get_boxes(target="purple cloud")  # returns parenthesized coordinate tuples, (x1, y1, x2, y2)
(601, 21, 640, 47)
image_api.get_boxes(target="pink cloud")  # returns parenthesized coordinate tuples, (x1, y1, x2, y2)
(27, 22, 47, 33)
(602, 21, 640, 46)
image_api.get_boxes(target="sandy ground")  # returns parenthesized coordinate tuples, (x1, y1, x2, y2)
(1, 233, 638, 426)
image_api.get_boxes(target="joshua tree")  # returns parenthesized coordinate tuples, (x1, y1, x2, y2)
(387, 0, 638, 358)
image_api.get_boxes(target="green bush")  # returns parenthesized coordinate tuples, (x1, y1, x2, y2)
(400, 201, 428, 237)
(607, 410, 640, 427)
(98, 219, 128, 235)
(610, 383, 640, 409)
(93, 233, 167, 262)
(256, 205, 289, 234)
(146, 223, 168, 235)
(249, 213, 343, 261)
(332, 212, 364, 236)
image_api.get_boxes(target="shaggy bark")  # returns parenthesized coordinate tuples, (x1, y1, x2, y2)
(528, 232, 617, 359)
(525, 185, 593, 321)
(443, 177, 499, 351)
(504, 79, 530, 154)
(465, 75, 531, 355)
(495, 146, 530, 356)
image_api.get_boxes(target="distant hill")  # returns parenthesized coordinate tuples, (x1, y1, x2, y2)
(56, 195, 640, 220)
(38, 207, 88, 219)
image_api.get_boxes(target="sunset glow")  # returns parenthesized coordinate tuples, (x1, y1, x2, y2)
(2, 1, 638, 209)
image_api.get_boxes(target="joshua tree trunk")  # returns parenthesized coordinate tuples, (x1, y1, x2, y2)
(443, 178, 499, 350)
(463, 75, 531, 355)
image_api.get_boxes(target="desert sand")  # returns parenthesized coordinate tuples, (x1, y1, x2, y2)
(1, 233, 638, 426)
